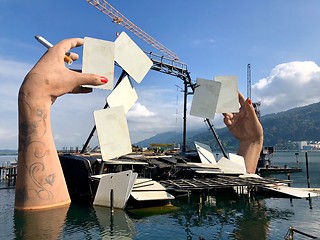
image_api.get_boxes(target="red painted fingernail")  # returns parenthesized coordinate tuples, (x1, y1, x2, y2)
(100, 76, 108, 83)
(248, 98, 252, 105)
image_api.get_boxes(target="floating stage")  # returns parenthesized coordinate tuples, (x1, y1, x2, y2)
(159, 175, 290, 193)
(159, 175, 319, 199)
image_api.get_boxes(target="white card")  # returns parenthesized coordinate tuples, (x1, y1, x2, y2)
(214, 76, 239, 113)
(190, 78, 221, 119)
(82, 37, 115, 90)
(194, 141, 217, 165)
(93, 170, 135, 208)
(114, 32, 153, 83)
(107, 76, 138, 113)
(94, 107, 132, 160)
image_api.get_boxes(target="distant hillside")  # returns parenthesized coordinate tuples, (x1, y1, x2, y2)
(0, 150, 18, 155)
(135, 129, 205, 148)
(261, 102, 320, 148)
(135, 131, 181, 147)
(135, 102, 320, 151)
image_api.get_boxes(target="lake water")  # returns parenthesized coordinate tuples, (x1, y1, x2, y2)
(0, 152, 319, 240)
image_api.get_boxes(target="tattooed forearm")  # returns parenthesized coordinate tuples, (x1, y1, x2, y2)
(18, 111, 54, 202)
(16, 92, 59, 207)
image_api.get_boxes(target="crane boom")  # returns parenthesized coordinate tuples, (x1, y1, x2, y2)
(86, 0, 179, 60)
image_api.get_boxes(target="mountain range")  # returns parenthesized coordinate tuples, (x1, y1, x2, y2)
(135, 101, 320, 151)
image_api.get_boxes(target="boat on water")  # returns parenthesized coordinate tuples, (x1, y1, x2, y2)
(256, 146, 302, 175)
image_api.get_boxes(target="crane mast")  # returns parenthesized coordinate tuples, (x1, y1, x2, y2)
(86, 0, 179, 60)
(247, 64, 261, 120)
(247, 63, 251, 99)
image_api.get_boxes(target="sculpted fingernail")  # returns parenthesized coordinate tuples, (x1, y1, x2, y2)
(100, 76, 108, 83)
(248, 98, 252, 105)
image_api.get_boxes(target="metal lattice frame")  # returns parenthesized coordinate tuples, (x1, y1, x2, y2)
(86, 0, 179, 60)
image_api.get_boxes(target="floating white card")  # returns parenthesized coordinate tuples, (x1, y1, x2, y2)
(190, 78, 221, 119)
(114, 32, 153, 83)
(194, 141, 217, 165)
(217, 153, 246, 174)
(126, 172, 138, 201)
(82, 37, 114, 90)
(94, 106, 132, 160)
(93, 170, 136, 208)
(107, 76, 138, 113)
(214, 76, 239, 113)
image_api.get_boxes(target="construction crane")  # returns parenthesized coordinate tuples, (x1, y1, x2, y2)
(86, 0, 179, 60)
(247, 64, 261, 120)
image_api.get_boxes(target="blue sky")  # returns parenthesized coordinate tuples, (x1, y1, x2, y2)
(1, 0, 320, 150)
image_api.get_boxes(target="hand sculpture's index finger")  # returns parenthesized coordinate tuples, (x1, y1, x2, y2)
(238, 92, 246, 106)
(54, 38, 84, 56)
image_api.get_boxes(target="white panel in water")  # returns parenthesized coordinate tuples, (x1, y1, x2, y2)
(93, 170, 136, 209)
(190, 78, 221, 119)
(82, 37, 114, 90)
(194, 141, 217, 165)
(107, 76, 138, 113)
(126, 172, 138, 201)
(214, 76, 239, 113)
(131, 179, 175, 201)
(94, 106, 132, 161)
(217, 153, 246, 174)
(114, 32, 153, 83)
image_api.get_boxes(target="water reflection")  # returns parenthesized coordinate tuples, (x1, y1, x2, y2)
(9, 191, 312, 239)
(63, 204, 135, 239)
(14, 203, 134, 239)
(94, 206, 135, 239)
(169, 192, 294, 239)
(14, 205, 69, 240)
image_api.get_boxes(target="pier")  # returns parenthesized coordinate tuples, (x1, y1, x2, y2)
(0, 164, 17, 187)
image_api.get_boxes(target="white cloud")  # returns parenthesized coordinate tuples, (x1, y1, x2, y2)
(127, 102, 155, 118)
(252, 61, 320, 114)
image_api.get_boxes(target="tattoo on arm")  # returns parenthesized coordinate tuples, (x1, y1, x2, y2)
(18, 93, 55, 201)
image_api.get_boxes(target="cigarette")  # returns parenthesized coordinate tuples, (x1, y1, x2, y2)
(35, 35, 73, 65)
